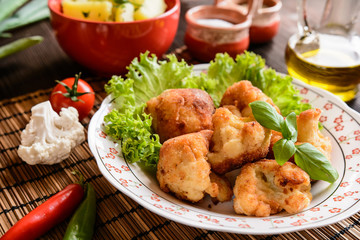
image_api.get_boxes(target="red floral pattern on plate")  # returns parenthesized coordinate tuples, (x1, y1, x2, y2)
(88, 66, 360, 234)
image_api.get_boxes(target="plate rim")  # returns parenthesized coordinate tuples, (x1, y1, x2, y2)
(88, 64, 360, 235)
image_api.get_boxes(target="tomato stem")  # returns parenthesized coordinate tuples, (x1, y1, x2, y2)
(53, 72, 94, 102)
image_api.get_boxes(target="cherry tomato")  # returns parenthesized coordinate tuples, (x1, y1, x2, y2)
(50, 73, 95, 121)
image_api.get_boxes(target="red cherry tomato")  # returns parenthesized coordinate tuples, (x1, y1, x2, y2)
(50, 73, 95, 121)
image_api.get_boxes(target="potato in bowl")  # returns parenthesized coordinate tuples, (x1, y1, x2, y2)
(48, 0, 180, 75)
(61, 0, 167, 22)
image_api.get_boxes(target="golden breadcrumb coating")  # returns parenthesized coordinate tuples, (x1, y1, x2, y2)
(157, 130, 216, 203)
(267, 130, 284, 159)
(297, 108, 332, 161)
(233, 160, 312, 217)
(222, 105, 242, 117)
(220, 80, 280, 117)
(207, 107, 272, 174)
(268, 108, 332, 162)
(145, 88, 215, 143)
(208, 172, 233, 203)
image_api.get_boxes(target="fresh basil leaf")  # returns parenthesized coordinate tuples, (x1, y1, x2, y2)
(249, 101, 284, 132)
(294, 143, 339, 183)
(273, 139, 296, 165)
(281, 112, 297, 142)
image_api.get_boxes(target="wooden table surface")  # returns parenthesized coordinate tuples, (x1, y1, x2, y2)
(0, 0, 359, 112)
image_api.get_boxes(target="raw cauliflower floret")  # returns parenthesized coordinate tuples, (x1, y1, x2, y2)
(18, 101, 85, 165)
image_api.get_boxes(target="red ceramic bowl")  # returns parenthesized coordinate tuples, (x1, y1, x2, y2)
(48, 0, 180, 75)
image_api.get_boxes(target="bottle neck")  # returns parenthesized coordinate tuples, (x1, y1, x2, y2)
(318, 0, 360, 36)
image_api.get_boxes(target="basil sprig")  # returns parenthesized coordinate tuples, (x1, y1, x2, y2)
(250, 101, 339, 183)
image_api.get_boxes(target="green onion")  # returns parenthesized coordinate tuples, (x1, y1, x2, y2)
(0, 0, 27, 23)
(0, 35, 43, 59)
(0, 0, 50, 35)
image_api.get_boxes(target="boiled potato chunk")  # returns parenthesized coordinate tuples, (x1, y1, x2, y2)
(62, 0, 112, 21)
(115, 3, 134, 22)
(128, 0, 144, 5)
(134, 0, 167, 20)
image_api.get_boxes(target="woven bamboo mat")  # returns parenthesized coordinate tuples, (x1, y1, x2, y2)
(1, 48, 360, 240)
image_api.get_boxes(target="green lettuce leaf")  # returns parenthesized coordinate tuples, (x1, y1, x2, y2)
(104, 109, 161, 167)
(104, 52, 204, 167)
(126, 52, 200, 107)
(104, 51, 312, 168)
(207, 52, 311, 115)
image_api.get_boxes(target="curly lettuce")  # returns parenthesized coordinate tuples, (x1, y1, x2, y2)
(104, 52, 203, 167)
(103, 108, 161, 167)
(103, 51, 311, 167)
(206, 52, 311, 115)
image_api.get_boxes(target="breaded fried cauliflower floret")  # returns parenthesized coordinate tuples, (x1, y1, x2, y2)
(297, 108, 332, 161)
(208, 107, 271, 174)
(157, 130, 220, 202)
(145, 88, 215, 143)
(233, 160, 312, 217)
(268, 108, 332, 161)
(208, 172, 233, 203)
(220, 80, 280, 117)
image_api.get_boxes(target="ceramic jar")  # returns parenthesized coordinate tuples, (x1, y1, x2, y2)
(216, 0, 282, 43)
(184, 5, 252, 62)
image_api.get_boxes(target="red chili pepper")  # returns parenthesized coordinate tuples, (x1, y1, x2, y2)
(1, 183, 84, 240)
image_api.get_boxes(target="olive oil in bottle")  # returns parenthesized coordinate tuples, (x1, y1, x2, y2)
(285, 33, 360, 102)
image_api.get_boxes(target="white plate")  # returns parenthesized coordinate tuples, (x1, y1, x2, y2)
(88, 64, 360, 235)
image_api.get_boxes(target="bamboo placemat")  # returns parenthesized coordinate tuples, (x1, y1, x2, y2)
(1, 47, 360, 240)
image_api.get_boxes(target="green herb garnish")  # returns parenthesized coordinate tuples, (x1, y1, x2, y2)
(104, 52, 315, 169)
(250, 100, 339, 183)
(0, 0, 49, 57)
(0, 0, 50, 36)
(0, 35, 43, 59)
(207, 52, 312, 115)
(82, 11, 90, 18)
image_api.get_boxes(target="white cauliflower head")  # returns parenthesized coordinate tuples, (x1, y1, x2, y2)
(18, 101, 85, 165)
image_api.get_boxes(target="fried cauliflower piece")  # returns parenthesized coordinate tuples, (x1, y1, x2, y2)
(233, 160, 312, 217)
(207, 107, 271, 174)
(268, 109, 332, 161)
(297, 108, 332, 161)
(222, 105, 242, 117)
(157, 130, 218, 202)
(220, 80, 280, 117)
(208, 172, 233, 203)
(267, 130, 283, 159)
(145, 89, 215, 143)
